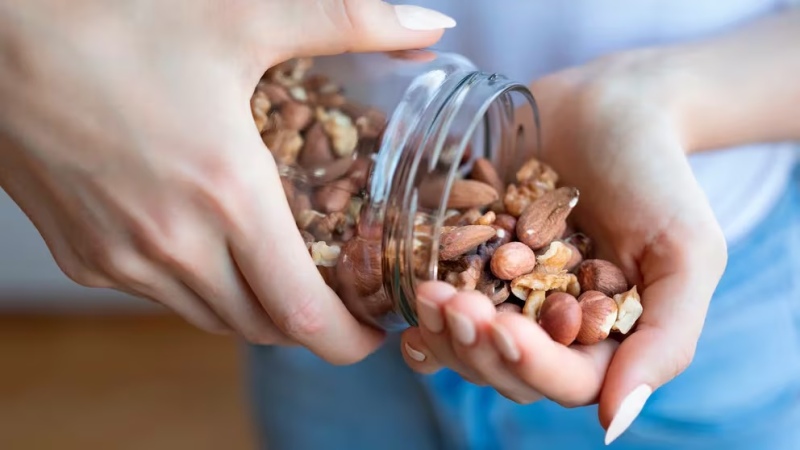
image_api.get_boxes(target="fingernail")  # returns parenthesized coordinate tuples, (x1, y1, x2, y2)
(394, 5, 456, 31)
(404, 342, 426, 362)
(417, 298, 444, 333)
(490, 323, 520, 362)
(605, 384, 653, 445)
(445, 309, 476, 346)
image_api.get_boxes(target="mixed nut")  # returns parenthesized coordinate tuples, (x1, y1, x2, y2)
(252, 57, 644, 347)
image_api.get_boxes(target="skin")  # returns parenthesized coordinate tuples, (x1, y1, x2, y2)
(0, 0, 445, 365)
(401, 8, 800, 431)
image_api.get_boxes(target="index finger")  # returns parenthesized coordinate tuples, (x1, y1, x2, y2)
(228, 133, 383, 365)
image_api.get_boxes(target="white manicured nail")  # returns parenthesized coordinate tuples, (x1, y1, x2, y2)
(394, 5, 456, 30)
(605, 384, 652, 445)
(404, 342, 426, 362)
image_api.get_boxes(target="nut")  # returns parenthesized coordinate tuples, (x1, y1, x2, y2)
(470, 158, 505, 196)
(522, 290, 546, 320)
(612, 286, 643, 334)
(257, 81, 291, 106)
(493, 214, 517, 235)
(310, 241, 341, 267)
(538, 292, 582, 346)
(474, 211, 496, 226)
(576, 259, 628, 296)
(535, 241, 573, 274)
(280, 101, 314, 131)
(251, 90, 271, 133)
(564, 232, 593, 260)
(562, 241, 583, 272)
(263, 129, 304, 165)
(337, 238, 382, 295)
(490, 242, 537, 281)
(317, 108, 358, 158)
(419, 178, 500, 210)
(516, 158, 558, 191)
(477, 277, 510, 305)
(516, 187, 580, 250)
(565, 273, 581, 297)
(503, 184, 539, 217)
(438, 225, 497, 261)
(298, 122, 333, 168)
(313, 177, 356, 213)
(510, 271, 573, 300)
(576, 291, 618, 345)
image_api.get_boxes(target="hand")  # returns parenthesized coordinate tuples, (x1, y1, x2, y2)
(400, 52, 728, 440)
(0, 0, 452, 364)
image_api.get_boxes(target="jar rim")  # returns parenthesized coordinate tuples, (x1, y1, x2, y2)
(370, 62, 540, 329)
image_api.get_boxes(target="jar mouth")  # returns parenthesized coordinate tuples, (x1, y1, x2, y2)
(372, 64, 540, 329)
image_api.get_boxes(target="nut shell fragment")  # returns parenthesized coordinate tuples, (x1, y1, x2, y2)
(612, 286, 643, 334)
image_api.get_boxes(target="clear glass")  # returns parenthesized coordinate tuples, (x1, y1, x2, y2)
(253, 50, 540, 330)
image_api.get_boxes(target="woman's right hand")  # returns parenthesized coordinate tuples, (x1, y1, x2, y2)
(0, 0, 453, 364)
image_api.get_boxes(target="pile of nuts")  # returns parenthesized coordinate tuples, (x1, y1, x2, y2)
(252, 58, 644, 347)
(431, 158, 644, 346)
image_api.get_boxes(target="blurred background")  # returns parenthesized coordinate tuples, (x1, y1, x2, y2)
(0, 191, 256, 449)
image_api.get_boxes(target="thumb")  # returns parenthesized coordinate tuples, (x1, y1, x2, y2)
(254, 0, 455, 62)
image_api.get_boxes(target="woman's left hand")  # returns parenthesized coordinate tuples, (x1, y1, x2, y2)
(400, 52, 728, 444)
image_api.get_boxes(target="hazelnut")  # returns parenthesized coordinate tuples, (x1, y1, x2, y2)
(538, 292, 582, 346)
(490, 242, 537, 280)
(313, 178, 356, 213)
(576, 291, 618, 345)
(576, 259, 628, 296)
(337, 238, 382, 295)
(612, 286, 644, 334)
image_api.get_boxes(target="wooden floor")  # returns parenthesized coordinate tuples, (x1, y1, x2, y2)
(0, 313, 256, 450)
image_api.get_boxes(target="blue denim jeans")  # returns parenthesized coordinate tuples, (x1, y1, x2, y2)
(247, 163, 800, 450)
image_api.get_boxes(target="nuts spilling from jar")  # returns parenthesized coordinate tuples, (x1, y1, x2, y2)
(434, 157, 644, 346)
(252, 57, 644, 343)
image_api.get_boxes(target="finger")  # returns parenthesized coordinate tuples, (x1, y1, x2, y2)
(253, 0, 455, 62)
(492, 312, 617, 407)
(228, 130, 383, 365)
(137, 226, 295, 346)
(444, 292, 544, 404)
(416, 282, 486, 383)
(400, 328, 442, 374)
(599, 227, 726, 445)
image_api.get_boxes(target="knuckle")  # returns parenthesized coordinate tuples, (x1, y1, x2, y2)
(325, 0, 359, 40)
(274, 294, 328, 341)
(192, 158, 256, 226)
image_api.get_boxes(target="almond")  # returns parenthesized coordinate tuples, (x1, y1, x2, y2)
(470, 158, 505, 196)
(576, 259, 628, 296)
(516, 187, 580, 250)
(419, 178, 499, 210)
(438, 225, 497, 261)
(490, 242, 536, 280)
(576, 290, 618, 345)
(538, 292, 582, 346)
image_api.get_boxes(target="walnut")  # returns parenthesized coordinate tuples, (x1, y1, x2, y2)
(510, 271, 574, 300)
(310, 241, 341, 267)
(516, 158, 558, 191)
(316, 108, 358, 158)
(535, 241, 574, 274)
(250, 90, 271, 133)
(263, 129, 303, 165)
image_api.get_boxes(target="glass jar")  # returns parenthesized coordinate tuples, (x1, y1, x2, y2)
(252, 50, 541, 331)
